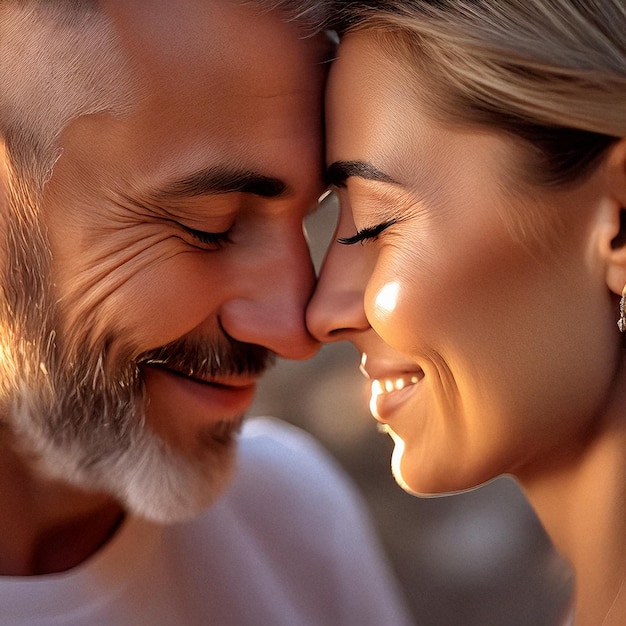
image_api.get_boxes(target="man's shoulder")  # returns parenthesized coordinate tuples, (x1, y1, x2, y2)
(233, 416, 357, 506)
(238, 416, 341, 473)
(178, 416, 367, 559)
(164, 418, 413, 626)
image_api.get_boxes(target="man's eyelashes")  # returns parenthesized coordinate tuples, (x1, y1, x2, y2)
(182, 225, 233, 249)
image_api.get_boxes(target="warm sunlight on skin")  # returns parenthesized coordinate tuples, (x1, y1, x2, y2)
(305, 4, 626, 622)
(311, 30, 618, 498)
(387, 428, 413, 494)
(369, 380, 381, 420)
(373, 281, 400, 317)
(0, 343, 10, 372)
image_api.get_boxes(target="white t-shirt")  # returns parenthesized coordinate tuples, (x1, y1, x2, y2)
(0, 417, 412, 625)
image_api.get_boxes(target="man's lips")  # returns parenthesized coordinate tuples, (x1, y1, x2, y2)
(140, 363, 258, 423)
(156, 364, 258, 390)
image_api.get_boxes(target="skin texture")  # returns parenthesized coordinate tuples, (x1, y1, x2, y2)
(307, 31, 626, 625)
(0, 0, 327, 574)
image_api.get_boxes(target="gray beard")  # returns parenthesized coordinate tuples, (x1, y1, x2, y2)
(7, 334, 238, 524)
(12, 394, 238, 524)
(0, 187, 250, 523)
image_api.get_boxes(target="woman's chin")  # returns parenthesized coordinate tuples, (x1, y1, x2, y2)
(389, 432, 487, 498)
(389, 435, 418, 495)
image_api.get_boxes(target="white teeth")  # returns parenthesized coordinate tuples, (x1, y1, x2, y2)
(370, 374, 421, 420)
(371, 375, 420, 396)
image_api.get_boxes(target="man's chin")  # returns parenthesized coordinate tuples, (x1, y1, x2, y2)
(114, 429, 238, 524)
(24, 421, 237, 525)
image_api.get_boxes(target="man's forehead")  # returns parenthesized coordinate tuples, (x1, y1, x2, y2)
(93, 0, 329, 172)
(10, 0, 329, 206)
(102, 0, 330, 84)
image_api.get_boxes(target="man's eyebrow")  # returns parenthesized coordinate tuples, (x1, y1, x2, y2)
(326, 160, 397, 188)
(150, 167, 288, 200)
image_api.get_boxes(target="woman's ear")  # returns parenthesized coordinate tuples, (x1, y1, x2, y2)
(602, 138, 626, 296)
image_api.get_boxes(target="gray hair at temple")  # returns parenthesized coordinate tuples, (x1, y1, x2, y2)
(337, 0, 626, 188)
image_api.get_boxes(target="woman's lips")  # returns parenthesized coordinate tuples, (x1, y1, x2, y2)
(368, 371, 424, 423)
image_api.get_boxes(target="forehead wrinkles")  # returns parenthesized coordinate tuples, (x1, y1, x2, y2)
(0, 0, 137, 186)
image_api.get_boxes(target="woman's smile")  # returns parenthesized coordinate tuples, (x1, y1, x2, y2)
(366, 369, 424, 423)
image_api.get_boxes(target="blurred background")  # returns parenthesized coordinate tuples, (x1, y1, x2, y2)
(250, 196, 573, 625)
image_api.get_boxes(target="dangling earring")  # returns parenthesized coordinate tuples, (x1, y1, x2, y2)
(618, 286, 626, 332)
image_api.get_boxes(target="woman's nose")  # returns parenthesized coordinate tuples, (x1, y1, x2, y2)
(307, 233, 370, 343)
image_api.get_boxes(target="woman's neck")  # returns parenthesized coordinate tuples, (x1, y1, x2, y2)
(520, 413, 626, 625)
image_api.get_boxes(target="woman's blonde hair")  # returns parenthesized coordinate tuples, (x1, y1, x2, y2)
(343, 0, 626, 186)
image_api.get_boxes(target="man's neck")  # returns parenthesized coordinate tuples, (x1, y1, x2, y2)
(0, 428, 125, 575)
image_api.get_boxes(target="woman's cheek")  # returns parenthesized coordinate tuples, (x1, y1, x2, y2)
(365, 257, 423, 353)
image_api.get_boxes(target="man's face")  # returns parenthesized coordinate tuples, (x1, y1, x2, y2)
(2, 0, 327, 521)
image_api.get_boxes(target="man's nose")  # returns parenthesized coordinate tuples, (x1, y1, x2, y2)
(219, 231, 320, 360)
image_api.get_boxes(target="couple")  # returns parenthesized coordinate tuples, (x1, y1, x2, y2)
(1, 0, 625, 624)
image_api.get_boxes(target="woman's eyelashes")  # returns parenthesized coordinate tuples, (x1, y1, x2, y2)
(338, 218, 397, 246)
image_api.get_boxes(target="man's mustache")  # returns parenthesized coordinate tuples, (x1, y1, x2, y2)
(137, 333, 275, 380)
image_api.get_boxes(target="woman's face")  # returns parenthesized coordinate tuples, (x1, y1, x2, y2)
(308, 32, 620, 495)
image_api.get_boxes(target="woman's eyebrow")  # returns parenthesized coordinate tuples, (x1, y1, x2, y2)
(326, 160, 397, 188)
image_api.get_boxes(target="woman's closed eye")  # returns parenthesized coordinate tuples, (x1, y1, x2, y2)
(338, 218, 397, 245)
